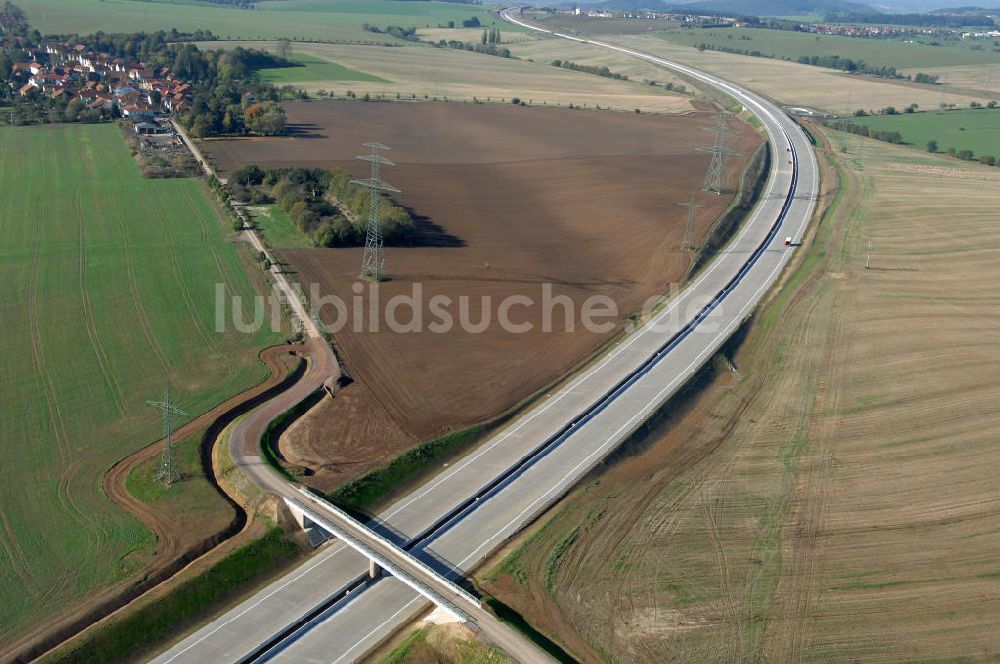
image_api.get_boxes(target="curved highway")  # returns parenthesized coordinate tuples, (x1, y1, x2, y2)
(151, 13, 819, 664)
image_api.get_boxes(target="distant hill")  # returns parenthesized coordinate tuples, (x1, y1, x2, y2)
(576, 0, 876, 16)
(568, 0, 998, 13)
(867, 0, 997, 9)
(677, 0, 876, 15)
(925, 5, 1000, 13)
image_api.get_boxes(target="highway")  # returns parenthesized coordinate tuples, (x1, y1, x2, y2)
(150, 12, 819, 664)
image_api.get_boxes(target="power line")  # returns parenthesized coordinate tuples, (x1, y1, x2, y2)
(678, 195, 702, 252)
(352, 142, 400, 282)
(147, 387, 186, 487)
(698, 113, 741, 195)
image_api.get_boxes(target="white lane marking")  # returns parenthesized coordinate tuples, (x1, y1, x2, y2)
(433, 9, 820, 568)
(315, 14, 820, 662)
(171, 15, 818, 663)
(376, 63, 795, 530)
(454, 230, 806, 570)
(328, 595, 424, 664)
(157, 542, 351, 664)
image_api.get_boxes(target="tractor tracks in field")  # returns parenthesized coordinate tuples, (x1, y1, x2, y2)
(16, 344, 305, 664)
(107, 193, 173, 375)
(76, 191, 128, 417)
(148, 198, 220, 354)
(25, 195, 83, 556)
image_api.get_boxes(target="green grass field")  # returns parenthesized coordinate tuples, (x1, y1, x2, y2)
(254, 53, 387, 84)
(42, 528, 302, 664)
(15, 0, 517, 42)
(657, 27, 1000, 70)
(0, 123, 282, 646)
(848, 108, 1000, 158)
(247, 204, 314, 248)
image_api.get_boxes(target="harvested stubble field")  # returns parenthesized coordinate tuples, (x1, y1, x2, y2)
(599, 34, 986, 114)
(200, 40, 693, 114)
(655, 26, 1000, 70)
(911, 64, 1000, 99)
(509, 37, 696, 96)
(0, 124, 281, 660)
(201, 100, 761, 492)
(477, 128, 1000, 662)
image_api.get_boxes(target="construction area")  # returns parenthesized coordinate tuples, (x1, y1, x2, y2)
(200, 100, 762, 495)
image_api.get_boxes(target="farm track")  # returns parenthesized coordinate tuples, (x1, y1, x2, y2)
(22, 344, 305, 664)
(104, 344, 301, 569)
(0, 124, 292, 663)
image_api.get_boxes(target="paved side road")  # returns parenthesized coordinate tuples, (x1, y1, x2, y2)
(151, 18, 818, 663)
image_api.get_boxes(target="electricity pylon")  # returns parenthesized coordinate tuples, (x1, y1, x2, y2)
(352, 142, 400, 282)
(678, 195, 702, 252)
(147, 388, 186, 487)
(699, 113, 741, 195)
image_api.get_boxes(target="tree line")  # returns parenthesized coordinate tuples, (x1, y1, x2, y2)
(828, 121, 999, 167)
(362, 24, 419, 42)
(437, 38, 510, 58)
(231, 165, 415, 247)
(550, 59, 628, 81)
(692, 41, 940, 83)
(825, 120, 903, 144)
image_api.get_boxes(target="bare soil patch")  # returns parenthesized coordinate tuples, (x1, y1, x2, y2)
(202, 100, 761, 488)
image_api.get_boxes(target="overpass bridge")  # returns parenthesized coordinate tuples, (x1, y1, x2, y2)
(150, 13, 819, 663)
(281, 489, 479, 623)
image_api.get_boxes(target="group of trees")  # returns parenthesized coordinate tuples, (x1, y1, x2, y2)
(926, 140, 997, 166)
(437, 38, 510, 58)
(828, 122, 1000, 168)
(165, 44, 295, 137)
(550, 59, 628, 81)
(643, 79, 687, 94)
(480, 27, 501, 45)
(231, 166, 415, 247)
(362, 24, 419, 42)
(692, 41, 934, 82)
(1, 92, 111, 125)
(0, 1, 27, 34)
(826, 120, 903, 144)
(243, 100, 286, 135)
(795, 54, 901, 79)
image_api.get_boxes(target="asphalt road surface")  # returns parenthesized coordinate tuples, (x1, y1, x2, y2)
(150, 13, 819, 664)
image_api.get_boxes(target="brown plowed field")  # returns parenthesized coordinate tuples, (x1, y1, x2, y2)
(203, 101, 761, 466)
